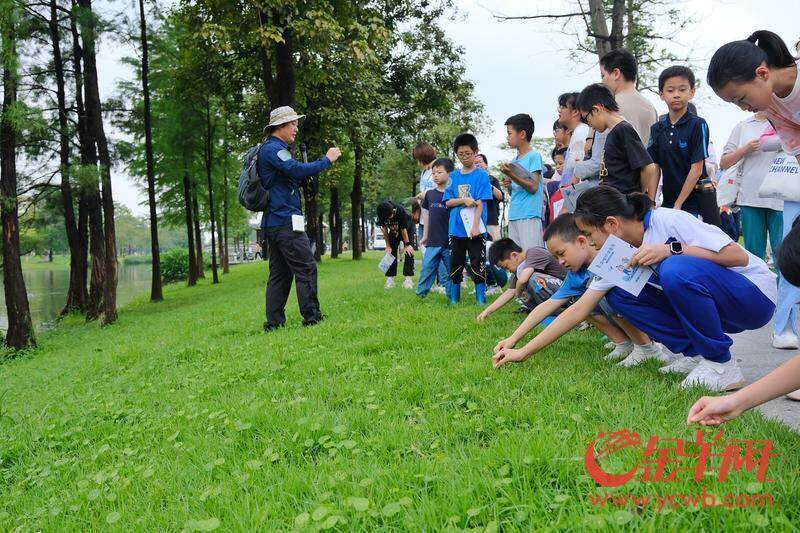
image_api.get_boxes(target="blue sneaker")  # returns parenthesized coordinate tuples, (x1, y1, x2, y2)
(475, 283, 487, 305)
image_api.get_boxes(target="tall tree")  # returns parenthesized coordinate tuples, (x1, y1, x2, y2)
(204, 99, 219, 284)
(78, 0, 118, 325)
(48, 0, 87, 315)
(138, 0, 162, 301)
(493, 0, 693, 90)
(0, 0, 36, 350)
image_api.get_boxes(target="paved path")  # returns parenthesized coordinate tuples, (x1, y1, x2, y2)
(731, 323, 800, 431)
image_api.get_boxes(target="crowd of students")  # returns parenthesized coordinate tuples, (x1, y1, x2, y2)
(375, 30, 800, 426)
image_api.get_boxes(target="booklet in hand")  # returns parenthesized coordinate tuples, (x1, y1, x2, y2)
(504, 161, 536, 181)
(460, 206, 486, 235)
(588, 235, 653, 296)
(378, 252, 396, 273)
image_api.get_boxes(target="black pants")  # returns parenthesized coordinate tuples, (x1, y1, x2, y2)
(386, 234, 415, 277)
(449, 235, 486, 284)
(265, 225, 321, 326)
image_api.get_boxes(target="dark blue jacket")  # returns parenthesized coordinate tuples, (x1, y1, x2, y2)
(257, 136, 331, 228)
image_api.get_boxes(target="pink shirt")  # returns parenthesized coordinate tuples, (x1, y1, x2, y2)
(765, 59, 800, 156)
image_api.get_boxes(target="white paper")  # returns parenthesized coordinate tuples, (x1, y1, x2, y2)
(588, 235, 653, 296)
(459, 206, 486, 235)
(291, 214, 305, 232)
(378, 252, 396, 273)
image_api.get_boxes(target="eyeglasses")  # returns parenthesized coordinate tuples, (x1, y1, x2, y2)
(580, 108, 595, 124)
(456, 151, 475, 159)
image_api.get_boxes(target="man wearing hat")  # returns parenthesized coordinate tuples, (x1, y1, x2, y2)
(259, 106, 342, 331)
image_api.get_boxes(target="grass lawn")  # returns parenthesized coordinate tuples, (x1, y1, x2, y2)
(19, 255, 71, 272)
(1, 252, 798, 530)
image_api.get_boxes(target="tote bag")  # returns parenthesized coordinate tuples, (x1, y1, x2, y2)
(716, 163, 742, 207)
(759, 152, 800, 202)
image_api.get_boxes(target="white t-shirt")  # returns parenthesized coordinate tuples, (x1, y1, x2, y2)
(418, 167, 434, 226)
(561, 123, 592, 185)
(722, 116, 783, 210)
(589, 208, 777, 303)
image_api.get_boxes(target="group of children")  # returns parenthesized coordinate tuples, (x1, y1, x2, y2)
(377, 30, 800, 426)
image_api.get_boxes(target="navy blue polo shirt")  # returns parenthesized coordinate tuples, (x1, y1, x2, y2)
(256, 136, 331, 228)
(647, 111, 709, 213)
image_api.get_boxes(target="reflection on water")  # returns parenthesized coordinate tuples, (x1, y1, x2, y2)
(0, 263, 152, 332)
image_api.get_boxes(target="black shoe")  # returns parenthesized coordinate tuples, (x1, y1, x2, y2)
(302, 315, 324, 327)
(263, 322, 285, 332)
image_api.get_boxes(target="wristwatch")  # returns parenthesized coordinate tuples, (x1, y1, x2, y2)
(669, 241, 683, 255)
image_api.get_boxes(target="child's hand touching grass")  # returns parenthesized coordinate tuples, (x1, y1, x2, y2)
(492, 347, 527, 368)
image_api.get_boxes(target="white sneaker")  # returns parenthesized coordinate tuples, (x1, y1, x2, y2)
(433, 285, 446, 294)
(680, 359, 747, 392)
(604, 342, 633, 361)
(772, 331, 799, 350)
(617, 343, 667, 367)
(384, 278, 395, 289)
(486, 285, 503, 296)
(604, 341, 615, 350)
(659, 356, 701, 375)
(403, 276, 414, 289)
(578, 321, 591, 331)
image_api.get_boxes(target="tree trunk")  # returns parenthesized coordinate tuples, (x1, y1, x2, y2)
(85, 186, 105, 321)
(139, 0, 162, 301)
(329, 186, 340, 258)
(302, 179, 321, 262)
(191, 181, 204, 278)
(0, 10, 36, 350)
(361, 201, 367, 252)
(204, 99, 219, 284)
(183, 173, 197, 286)
(350, 133, 363, 260)
(316, 212, 324, 256)
(609, 0, 626, 51)
(273, 8, 295, 107)
(79, 0, 117, 325)
(587, 0, 612, 58)
(50, 0, 85, 315)
(222, 118, 229, 273)
(69, 0, 92, 319)
(257, 9, 276, 108)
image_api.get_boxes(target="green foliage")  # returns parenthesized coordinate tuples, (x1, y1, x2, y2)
(0, 257, 798, 529)
(160, 248, 190, 284)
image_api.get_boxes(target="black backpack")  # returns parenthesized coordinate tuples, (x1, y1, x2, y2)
(237, 143, 270, 212)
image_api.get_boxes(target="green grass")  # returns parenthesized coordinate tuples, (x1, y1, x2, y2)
(1, 253, 798, 530)
(20, 255, 71, 272)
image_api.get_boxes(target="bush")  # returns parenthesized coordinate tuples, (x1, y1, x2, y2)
(161, 248, 190, 284)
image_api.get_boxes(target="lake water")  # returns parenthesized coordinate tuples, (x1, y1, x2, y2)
(0, 263, 152, 333)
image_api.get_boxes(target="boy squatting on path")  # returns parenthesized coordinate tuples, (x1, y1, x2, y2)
(491, 214, 665, 367)
(476, 238, 567, 322)
(444, 133, 493, 305)
(417, 158, 454, 297)
(493, 186, 776, 393)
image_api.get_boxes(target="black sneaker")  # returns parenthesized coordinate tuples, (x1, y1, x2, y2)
(263, 322, 285, 332)
(302, 315, 324, 327)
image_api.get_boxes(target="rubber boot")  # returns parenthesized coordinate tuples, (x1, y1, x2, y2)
(475, 283, 487, 305)
(448, 283, 461, 304)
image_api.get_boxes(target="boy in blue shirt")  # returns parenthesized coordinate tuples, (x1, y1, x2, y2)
(648, 66, 719, 225)
(417, 157, 454, 297)
(444, 133, 493, 305)
(493, 214, 664, 367)
(500, 114, 545, 249)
